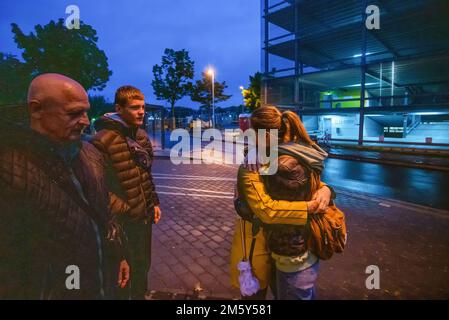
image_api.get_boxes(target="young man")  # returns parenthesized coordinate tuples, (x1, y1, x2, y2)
(91, 85, 161, 299)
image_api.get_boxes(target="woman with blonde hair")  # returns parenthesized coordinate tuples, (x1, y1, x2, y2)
(230, 106, 334, 299)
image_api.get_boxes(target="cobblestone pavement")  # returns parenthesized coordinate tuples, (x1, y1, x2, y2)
(148, 158, 449, 299)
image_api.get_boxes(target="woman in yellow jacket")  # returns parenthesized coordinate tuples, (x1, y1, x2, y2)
(230, 106, 333, 299)
(230, 157, 332, 299)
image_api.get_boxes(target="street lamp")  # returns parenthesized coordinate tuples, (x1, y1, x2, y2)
(239, 86, 244, 113)
(207, 68, 215, 128)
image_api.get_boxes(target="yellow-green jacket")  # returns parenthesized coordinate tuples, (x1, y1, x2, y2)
(230, 166, 313, 289)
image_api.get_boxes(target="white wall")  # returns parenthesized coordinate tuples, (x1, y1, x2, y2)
(303, 116, 319, 131)
(364, 117, 383, 138)
(320, 115, 360, 139)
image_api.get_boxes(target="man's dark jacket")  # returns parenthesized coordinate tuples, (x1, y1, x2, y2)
(91, 113, 159, 221)
(0, 123, 119, 299)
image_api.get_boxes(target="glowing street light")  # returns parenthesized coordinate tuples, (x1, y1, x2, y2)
(207, 68, 215, 128)
(239, 86, 245, 113)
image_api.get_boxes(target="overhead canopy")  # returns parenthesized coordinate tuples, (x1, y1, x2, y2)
(264, 0, 449, 95)
(265, 0, 449, 70)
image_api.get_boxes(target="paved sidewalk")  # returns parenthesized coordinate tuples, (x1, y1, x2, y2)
(147, 159, 449, 299)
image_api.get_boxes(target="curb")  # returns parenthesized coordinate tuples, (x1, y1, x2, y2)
(145, 289, 236, 300)
(332, 144, 449, 157)
(328, 153, 449, 172)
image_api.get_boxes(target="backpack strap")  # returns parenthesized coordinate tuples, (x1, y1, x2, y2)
(248, 217, 261, 264)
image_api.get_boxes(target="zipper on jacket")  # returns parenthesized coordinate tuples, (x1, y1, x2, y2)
(68, 167, 105, 299)
(136, 165, 150, 221)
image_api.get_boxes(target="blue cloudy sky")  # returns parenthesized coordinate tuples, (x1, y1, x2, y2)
(0, 0, 260, 109)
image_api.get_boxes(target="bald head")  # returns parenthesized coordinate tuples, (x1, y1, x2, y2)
(28, 73, 87, 106)
(28, 73, 90, 143)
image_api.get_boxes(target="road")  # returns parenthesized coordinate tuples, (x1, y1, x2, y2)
(322, 158, 449, 210)
(150, 130, 449, 210)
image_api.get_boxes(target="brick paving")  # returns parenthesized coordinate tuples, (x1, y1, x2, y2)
(148, 158, 449, 299)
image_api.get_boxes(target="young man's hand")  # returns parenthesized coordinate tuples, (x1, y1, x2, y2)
(118, 259, 130, 288)
(153, 205, 162, 224)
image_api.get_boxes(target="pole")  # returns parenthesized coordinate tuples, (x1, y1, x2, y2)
(390, 60, 395, 107)
(379, 62, 383, 106)
(212, 73, 215, 128)
(358, 0, 367, 146)
(263, 0, 269, 107)
(160, 106, 165, 149)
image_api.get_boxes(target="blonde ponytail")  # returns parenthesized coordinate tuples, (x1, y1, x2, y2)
(280, 111, 314, 145)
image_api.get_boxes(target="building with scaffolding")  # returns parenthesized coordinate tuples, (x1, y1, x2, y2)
(261, 0, 449, 146)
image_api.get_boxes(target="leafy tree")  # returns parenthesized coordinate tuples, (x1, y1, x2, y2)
(11, 19, 112, 91)
(0, 53, 31, 104)
(190, 71, 232, 124)
(152, 48, 194, 129)
(241, 72, 262, 111)
(87, 95, 113, 120)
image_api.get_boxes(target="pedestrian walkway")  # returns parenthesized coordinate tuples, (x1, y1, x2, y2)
(148, 159, 449, 299)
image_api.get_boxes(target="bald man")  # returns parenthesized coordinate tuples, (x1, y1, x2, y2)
(27, 73, 91, 142)
(0, 73, 129, 299)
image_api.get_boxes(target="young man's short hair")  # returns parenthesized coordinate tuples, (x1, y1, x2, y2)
(114, 85, 144, 107)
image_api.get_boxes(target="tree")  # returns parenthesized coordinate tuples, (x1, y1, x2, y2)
(190, 71, 232, 124)
(11, 19, 112, 91)
(241, 72, 262, 111)
(152, 48, 194, 129)
(87, 95, 113, 121)
(0, 53, 31, 105)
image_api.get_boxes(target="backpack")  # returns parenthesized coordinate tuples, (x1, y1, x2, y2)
(307, 203, 347, 260)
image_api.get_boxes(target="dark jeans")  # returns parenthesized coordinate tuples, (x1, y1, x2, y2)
(241, 288, 267, 300)
(118, 220, 152, 300)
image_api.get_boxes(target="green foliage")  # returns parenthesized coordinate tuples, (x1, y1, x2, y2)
(190, 71, 232, 122)
(0, 53, 31, 104)
(152, 48, 194, 127)
(87, 95, 113, 120)
(241, 72, 262, 111)
(11, 19, 112, 91)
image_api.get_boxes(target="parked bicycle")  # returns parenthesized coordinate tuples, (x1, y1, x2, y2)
(317, 132, 332, 152)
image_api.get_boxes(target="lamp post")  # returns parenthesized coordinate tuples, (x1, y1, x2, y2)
(239, 85, 244, 113)
(207, 68, 215, 128)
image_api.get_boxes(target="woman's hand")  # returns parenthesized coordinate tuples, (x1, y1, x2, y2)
(307, 200, 320, 214)
(312, 186, 332, 213)
(243, 148, 260, 172)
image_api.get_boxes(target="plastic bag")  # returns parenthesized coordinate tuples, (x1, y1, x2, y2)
(237, 261, 260, 296)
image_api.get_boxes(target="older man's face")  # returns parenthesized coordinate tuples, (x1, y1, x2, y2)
(39, 87, 90, 142)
